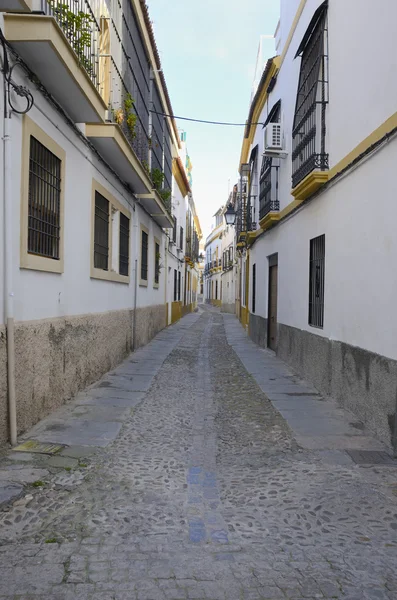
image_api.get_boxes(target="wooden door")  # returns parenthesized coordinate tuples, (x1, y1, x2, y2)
(268, 264, 278, 351)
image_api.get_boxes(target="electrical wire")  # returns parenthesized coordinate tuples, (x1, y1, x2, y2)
(150, 109, 263, 127)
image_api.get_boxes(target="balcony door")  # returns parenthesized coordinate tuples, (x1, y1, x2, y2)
(267, 254, 278, 351)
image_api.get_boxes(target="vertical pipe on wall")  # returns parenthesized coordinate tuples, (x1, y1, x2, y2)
(132, 258, 138, 351)
(3, 110, 17, 445)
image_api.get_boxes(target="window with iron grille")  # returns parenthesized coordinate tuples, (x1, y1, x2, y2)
(292, 2, 328, 188)
(252, 263, 256, 314)
(173, 217, 177, 243)
(94, 191, 109, 270)
(28, 136, 61, 260)
(179, 226, 184, 251)
(308, 234, 325, 328)
(259, 102, 281, 221)
(141, 230, 148, 281)
(178, 271, 181, 301)
(119, 213, 130, 276)
(174, 269, 177, 301)
(154, 242, 160, 285)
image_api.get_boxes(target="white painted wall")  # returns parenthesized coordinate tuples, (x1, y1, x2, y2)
(251, 0, 397, 219)
(249, 134, 397, 361)
(3, 72, 168, 323)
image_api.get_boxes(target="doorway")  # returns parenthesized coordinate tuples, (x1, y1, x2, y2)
(267, 254, 278, 351)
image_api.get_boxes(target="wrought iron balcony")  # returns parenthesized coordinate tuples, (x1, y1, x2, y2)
(259, 157, 280, 221)
(43, 0, 100, 90)
(108, 58, 150, 166)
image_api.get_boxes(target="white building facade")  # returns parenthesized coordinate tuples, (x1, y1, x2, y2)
(236, 0, 397, 448)
(0, 1, 200, 445)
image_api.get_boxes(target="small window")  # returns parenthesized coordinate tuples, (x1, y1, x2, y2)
(179, 226, 184, 250)
(252, 263, 256, 313)
(119, 213, 130, 276)
(154, 241, 160, 285)
(28, 136, 61, 260)
(308, 234, 325, 328)
(141, 229, 148, 281)
(94, 191, 109, 270)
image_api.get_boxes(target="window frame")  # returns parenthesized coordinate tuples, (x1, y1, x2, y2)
(308, 234, 325, 328)
(21, 116, 65, 274)
(292, 2, 329, 188)
(154, 237, 160, 288)
(91, 179, 131, 284)
(139, 224, 149, 287)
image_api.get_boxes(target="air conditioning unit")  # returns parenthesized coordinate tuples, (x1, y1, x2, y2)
(265, 122, 282, 150)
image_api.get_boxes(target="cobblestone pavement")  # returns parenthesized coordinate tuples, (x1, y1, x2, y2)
(1, 307, 397, 599)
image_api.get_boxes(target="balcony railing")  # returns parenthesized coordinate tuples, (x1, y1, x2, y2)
(44, 0, 100, 90)
(259, 158, 280, 221)
(108, 58, 150, 166)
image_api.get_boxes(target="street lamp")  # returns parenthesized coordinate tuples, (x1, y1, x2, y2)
(224, 202, 237, 226)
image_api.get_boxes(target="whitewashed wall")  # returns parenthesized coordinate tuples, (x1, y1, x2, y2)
(249, 134, 397, 361)
(3, 70, 167, 323)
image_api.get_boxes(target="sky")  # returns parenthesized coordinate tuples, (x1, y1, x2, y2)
(147, 0, 280, 238)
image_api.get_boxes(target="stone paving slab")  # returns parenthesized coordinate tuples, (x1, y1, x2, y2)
(0, 307, 397, 599)
(222, 313, 388, 452)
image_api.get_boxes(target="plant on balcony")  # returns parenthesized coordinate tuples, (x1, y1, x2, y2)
(151, 167, 165, 190)
(123, 93, 137, 138)
(113, 108, 124, 125)
(48, 1, 94, 74)
(141, 160, 150, 176)
(112, 94, 137, 138)
(151, 168, 171, 214)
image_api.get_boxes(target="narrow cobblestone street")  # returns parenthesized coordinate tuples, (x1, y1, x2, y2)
(1, 307, 397, 599)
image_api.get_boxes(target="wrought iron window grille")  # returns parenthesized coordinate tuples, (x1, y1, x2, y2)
(141, 230, 148, 281)
(119, 213, 130, 276)
(308, 234, 325, 328)
(28, 136, 61, 260)
(292, 4, 329, 188)
(94, 191, 109, 270)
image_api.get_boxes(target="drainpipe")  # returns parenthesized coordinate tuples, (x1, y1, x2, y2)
(3, 101, 17, 445)
(132, 258, 138, 351)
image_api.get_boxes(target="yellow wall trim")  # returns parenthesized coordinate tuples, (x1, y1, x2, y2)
(90, 179, 131, 284)
(171, 301, 182, 324)
(239, 58, 280, 167)
(259, 212, 280, 231)
(172, 158, 189, 197)
(20, 116, 65, 274)
(279, 0, 308, 69)
(291, 170, 329, 201)
(329, 111, 397, 180)
(4, 14, 106, 121)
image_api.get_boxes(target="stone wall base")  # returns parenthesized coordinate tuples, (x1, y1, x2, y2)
(277, 323, 397, 450)
(249, 314, 268, 348)
(221, 303, 235, 314)
(0, 305, 166, 446)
